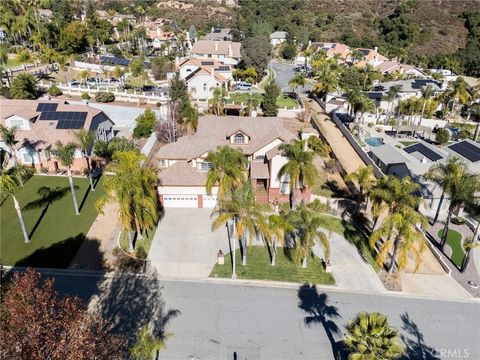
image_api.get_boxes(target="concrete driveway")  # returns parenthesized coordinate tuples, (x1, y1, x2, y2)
(269, 61, 312, 93)
(148, 208, 230, 278)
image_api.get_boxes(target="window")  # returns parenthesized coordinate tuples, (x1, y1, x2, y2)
(280, 174, 290, 195)
(234, 133, 245, 144)
(186, 68, 192, 72)
(207, 54, 212, 58)
(199, 161, 213, 171)
(159, 159, 166, 167)
(255, 155, 265, 160)
(10, 119, 24, 128)
(203, 83, 207, 91)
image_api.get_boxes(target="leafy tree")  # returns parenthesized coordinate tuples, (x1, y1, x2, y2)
(345, 312, 404, 359)
(435, 128, 450, 144)
(241, 35, 272, 75)
(0, 171, 29, 242)
(81, 92, 91, 101)
(312, 59, 340, 100)
(151, 56, 168, 80)
(130, 57, 145, 77)
(10, 73, 38, 99)
(96, 151, 158, 252)
(58, 21, 88, 53)
(0, 269, 127, 360)
(55, 141, 80, 215)
(278, 139, 317, 209)
(261, 80, 280, 116)
(74, 129, 96, 191)
(133, 108, 157, 139)
(205, 146, 247, 197)
(281, 42, 296, 60)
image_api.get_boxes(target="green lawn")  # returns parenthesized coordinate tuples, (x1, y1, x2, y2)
(5, 56, 25, 69)
(277, 95, 298, 109)
(0, 175, 105, 268)
(210, 245, 335, 284)
(226, 92, 299, 109)
(438, 229, 465, 268)
(399, 140, 418, 147)
(119, 227, 156, 259)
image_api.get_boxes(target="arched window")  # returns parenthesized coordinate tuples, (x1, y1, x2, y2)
(234, 133, 245, 144)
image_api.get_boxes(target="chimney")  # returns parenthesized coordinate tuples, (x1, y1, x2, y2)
(214, 41, 218, 51)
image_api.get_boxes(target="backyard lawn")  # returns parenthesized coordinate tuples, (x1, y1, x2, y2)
(0, 175, 105, 268)
(210, 246, 335, 284)
(438, 229, 465, 268)
(226, 92, 299, 109)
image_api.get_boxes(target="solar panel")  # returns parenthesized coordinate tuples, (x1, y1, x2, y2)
(36, 103, 58, 112)
(449, 141, 480, 162)
(217, 66, 230, 71)
(201, 61, 214, 66)
(404, 143, 443, 162)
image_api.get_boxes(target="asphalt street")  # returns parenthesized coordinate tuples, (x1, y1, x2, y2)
(48, 272, 480, 360)
(269, 61, 312, 93)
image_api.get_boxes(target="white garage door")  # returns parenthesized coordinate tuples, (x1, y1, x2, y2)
(203, 195, 218, 208)
(163, 195, 198, 208)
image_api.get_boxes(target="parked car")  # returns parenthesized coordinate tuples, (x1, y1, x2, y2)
(69, 80, 80, 86)
(234, 82, 252, 91)
(141, 85, 157, 92)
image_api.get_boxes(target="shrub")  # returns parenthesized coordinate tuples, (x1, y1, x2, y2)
(6, 165, 34, 183)
(133, 108, 157, 139)
(435, 128, 450, 144)
(95, 91, 115, 103)
(451, 217, 465, 225)
(10, 73, 38, 99)
(458, 130, 471, 140)
(81, 92, 91, 100)
(48, 84, 62, 96)
(281, 42, 297, 60)
(0, 85, 11, 98)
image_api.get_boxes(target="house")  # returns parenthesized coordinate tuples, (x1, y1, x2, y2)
(374, 60, 427, 78)
(204, 28, 233, 41)
(270, 31, 288, 47)
(177, 58, 233, 81)
(0, 99, 115, 172)
(147, 27, 176, 52)
(310, 42, 350, 59)
(353, 47, 389, 67)
(190, 40, 241, 65)
(183, 67, 229, 102)
(156, 116, 317, 208)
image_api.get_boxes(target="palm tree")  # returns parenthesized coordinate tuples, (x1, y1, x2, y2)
(344, 312, 404, 359)
(74, 129, 96, 191)
(469, 103, 480, 142)
(385, 85, 402, 122)
(289, 204, 330, 268)
(96, 151, 158, 252)
(278, 139, 317, 209)
(268, 211, 294, 266)
(211, 183, 269, 268)
(55, 141, 80, 215)
(0, 171, 29, 243)
(345, 165, 376, 214)
(289, 73, 306, 96)
(130, 326, 168, 360)
(0, 125, 19, 170)
(205, 146, 247, 198)
(446, 77, 470, 115)
(345, 87, 361, 119)
(312, 60, 340, 101)
(245, 93, 260, 116)
(210, 86, 227, 116)
(353, 94, 375, 124)
(419, 85, 435, 125)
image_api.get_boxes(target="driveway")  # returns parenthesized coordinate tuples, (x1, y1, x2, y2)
(269, 61, 312, 93)
(148, 208, 230, 278)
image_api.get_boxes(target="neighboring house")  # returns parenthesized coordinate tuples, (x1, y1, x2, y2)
(0, 27, 6, 43)
(269, 31, 288, 47)
(111, 14, 136, 26)
(204, 28, 233, 41)
(353, 47, 389, 67)
(0, 99, 115, 172)
(184, 67, 229, 101)
(310, 42, 350, 59)
(177, 58, 233, 81)
(189, 40, 242, 65)
(373, 60, 427, 78)
(147, 27, 176, 52)
(156, 116, 317, 208)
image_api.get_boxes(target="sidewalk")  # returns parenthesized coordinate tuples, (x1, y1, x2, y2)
(301, 95, 366, 174)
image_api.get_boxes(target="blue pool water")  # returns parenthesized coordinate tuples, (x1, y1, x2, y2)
(365, 137, 384, 147)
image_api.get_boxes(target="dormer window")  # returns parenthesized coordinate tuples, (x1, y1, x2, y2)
(234, 133, 245, 144)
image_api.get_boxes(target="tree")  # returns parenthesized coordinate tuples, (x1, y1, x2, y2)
(344, 312, 404, 360)
(241, 35, 272, 75)
(278, 139, 317, 209)
(133, 108, 157, 139)
(281, 42, 296, 60)
(205, 146, 247, 197)
(0, 269, 127, 360)
(93, 137, 135, 163)
(58, 21, 88, 53)
(73, 129, 96, 191)
(151, 56, 168, 80)
(130, 326, 167, 360)
(130, 57, 145, 77)
(445, 77, 470, 115)
(211, 182, 269, 267)
(156, 100, 183, 143)
(210, 86, 227, 116)
(345, 165, 376, 214)
(419, 85, 435, 124)
(384, 84, 403, 121)
(289, 73, 306, 95)
(0, 171, 29, 242)
(261, 80, 280, 116)
(469, 103, 480, 141)
(435, 128, 450, 145)
(10, 73, 38, 99)
(96, 151, 158, 252)
(312, 59, 340, 100)
(0, 125, 19, 170)
(289, 204, 330, 268)
(55, 141, 80, 215)
(268, 211, 294, 266)
(48, 84, 62, 96)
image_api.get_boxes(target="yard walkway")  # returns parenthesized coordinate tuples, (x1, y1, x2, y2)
(301, 95, 366, 174)
(69, 202, 121, 270)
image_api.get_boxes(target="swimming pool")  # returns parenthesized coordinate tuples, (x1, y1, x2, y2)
(365, 137, 384, 147)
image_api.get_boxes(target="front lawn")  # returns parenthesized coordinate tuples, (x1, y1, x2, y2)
(438, 229, 465, 268)
(0, 175, 105, 267)
(210, 245, 335, 284)
(226, 92, 299, 109)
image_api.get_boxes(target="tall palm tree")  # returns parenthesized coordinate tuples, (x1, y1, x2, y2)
(312, 60, 340, 101)
(289, 204, 330, 268)
(0, 125, 19, 170)
(0, 171, 29, 243)
(55, 141, 80, 215)
(74, 129, 96, 191)
(469, 103, 480, 142)
(353, 94, 375, 124)
(278, 139, 317, 209)
(210, 86, 227, 116)
(345, 87, 361, 119)
(96, 151, 158, 252)
(344, 312, 404, 359)
(211, 183, 269, 267)
(446, 77, 470, 115)
(268, 211, 294, 266)
(419, 85, 435, 125)
(385, 85, 402, 122)
(289, 73, 306, 96)
(345, 165, 376, 214)
(205, 146, 247, 198)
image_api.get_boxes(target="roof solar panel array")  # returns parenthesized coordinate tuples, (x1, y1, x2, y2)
(100, 56, 151, 68)
(201, 61, 215, 66)
(38, 110, 87, 129)
(449, 141, 480, 162)
(404, 143, 443, 162)
(36, 103, 58, 112)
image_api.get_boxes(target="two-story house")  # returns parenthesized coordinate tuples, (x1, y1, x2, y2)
(156, 116, 317, 208)
(0, 99, 115, 172)
(189, 40, 241, 65)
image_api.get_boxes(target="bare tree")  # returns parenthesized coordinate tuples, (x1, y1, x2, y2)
(156, 100, 183, 143)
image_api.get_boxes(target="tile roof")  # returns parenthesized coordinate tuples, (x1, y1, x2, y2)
(251, 160, 270, 179)
(190, 40, 241, 58)
(270, 31, 288, 40)
(159, 161, 208, 186)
